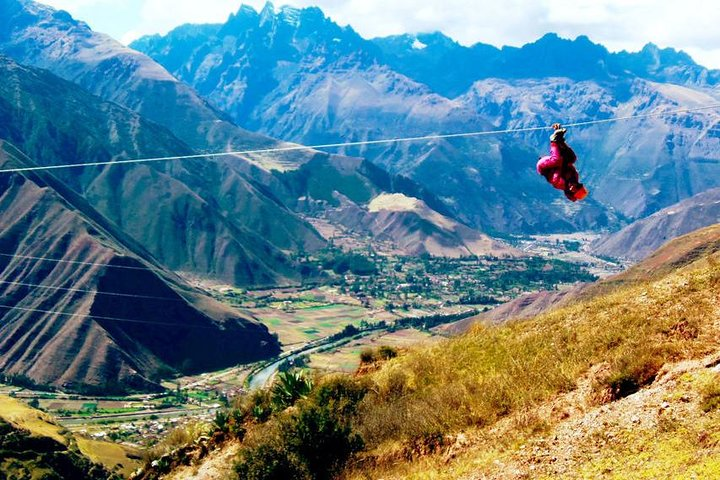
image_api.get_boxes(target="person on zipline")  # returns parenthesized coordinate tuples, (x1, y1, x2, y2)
(537, 123, 588, 202)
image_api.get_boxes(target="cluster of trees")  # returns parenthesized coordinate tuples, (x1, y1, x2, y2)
(394, 310, 479, 331)
(321, 253, 377, 276)
(206, 371, 367, 480)
(2, 374, 54, 392)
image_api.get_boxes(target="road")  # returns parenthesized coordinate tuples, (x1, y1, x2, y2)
(58, 406, 219, 428)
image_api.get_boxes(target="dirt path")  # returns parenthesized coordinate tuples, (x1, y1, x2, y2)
(163, 441, 241, 480)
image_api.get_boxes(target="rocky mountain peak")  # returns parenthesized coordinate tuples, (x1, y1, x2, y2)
(639, 42, 696, 67)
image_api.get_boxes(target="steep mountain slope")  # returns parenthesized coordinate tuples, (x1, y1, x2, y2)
(439, 284, 589, 334)
(271, 154, 517, 257)
(0, 54, 323, 286)
(0, 142, 279, 393)
(592, 187, 720, 261)
(0, 0, 277, 153)
(446, 221, 720, 334)
(0, 0, 492, 270)
(133, 4, 720, 233)
(327, 192, 519, 257)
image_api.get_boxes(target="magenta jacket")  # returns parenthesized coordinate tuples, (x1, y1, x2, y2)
(537, 141, 578, 191)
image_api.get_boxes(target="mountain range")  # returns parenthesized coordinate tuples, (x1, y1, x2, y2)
(0, 0, 520, 391)
(132, 2, 720, 234)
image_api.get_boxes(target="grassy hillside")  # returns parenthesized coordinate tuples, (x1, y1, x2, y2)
(145, 224, 720, 480)
(342, 224, 720, 478)
(0, 395, 141, 478)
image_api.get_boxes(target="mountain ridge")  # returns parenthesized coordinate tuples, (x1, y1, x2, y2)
(592, 187, 720, 261)
(0, 53, 319, 287)
(131, 3, 720, 235)
(0, 140, 280, 394)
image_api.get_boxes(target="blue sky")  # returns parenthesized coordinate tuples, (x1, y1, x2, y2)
(42, 0, 720, 69)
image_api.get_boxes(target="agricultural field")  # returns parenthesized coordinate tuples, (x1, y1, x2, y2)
(252, 303, 379, 347)
(308, 328, 443, 373)
(36, 398, 143, 417)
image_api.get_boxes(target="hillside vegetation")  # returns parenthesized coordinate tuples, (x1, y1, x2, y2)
(344, 225, 720, 479)
(138, 224, 720, 480)
(0, 395, 141, 478)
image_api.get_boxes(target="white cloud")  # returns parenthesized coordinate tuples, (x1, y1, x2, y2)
(41, 0, 720, 68)
(41, 0, 115, 8)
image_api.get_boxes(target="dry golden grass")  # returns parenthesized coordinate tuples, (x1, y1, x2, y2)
(345, 248, 720, 478)
(142, 421, 213, 464)
(76, 436, 142, 477)
(0, 395, 67, 444)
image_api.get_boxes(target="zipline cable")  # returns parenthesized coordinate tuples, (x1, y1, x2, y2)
(0, 252, 158, 271)
(1, 103, 719, 175)
(0, 304, 234, 329)
(0, 279, 183, 302)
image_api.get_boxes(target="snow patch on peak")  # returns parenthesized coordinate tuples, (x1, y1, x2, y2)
(412, 38, 427, 50)
(279, 6, 301, 26)
(368, 193, 422, 213)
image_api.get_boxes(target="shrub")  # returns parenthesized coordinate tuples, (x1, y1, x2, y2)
(142, 422, 211, 465)
(280, 404, 364, 480)
(235, 443, 308, 480)
(235, 390, 273, 423)
(214, 410, 229, 432)
(605, 347, 664, 401)
(271, 370, 314, 411)
(377, 346, 398, 360)
(359, 346, 398, 365)
(311, 375, 369, 417)
(235, 376, 367, 480)
(700, 374, 720, 412)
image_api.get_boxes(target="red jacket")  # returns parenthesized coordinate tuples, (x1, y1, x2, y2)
(536, 141, 578, 192)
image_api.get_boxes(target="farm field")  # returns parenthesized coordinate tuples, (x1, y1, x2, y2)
(308, 328, 443, 373)
(251, 303, 376, 347)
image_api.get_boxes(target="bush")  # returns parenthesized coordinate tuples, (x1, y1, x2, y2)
(235, 376, 367, 480)
(700, 374, 720, 412)
(377, 346, 398, 360)
(280, 404, 364, 480)
(360, 346, 398, 365)
(214, 411, 229, 432)
(271, 370, 313, 411)
(359, 348, 375, 364)
(142, 422, 211, 466)
(236, 443, 308, 480)
(311, 376, 369, 417)
(234, 390, 273, 423)
(605, 349, 664, 401)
